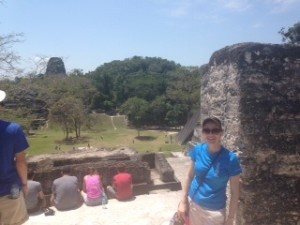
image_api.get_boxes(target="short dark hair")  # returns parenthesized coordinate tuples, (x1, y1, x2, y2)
(28, 170, 35, 179)
(87, 167, 96, 174)
(62, 165, 72, 174)
(117, 164, 126, 173)
(202, 116, 222, 129)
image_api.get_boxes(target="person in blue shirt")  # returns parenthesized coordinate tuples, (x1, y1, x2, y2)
(0, 90, 30, 225)
(178, 117, 242, 225)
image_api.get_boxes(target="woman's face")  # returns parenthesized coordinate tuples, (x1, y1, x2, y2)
(202, 122, 223, 145)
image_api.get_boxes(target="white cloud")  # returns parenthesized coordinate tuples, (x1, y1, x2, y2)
(264, 0, 300, 13)
(168, 1, 191, 17)
(252, 23, 263, 29)
(219, 0, 252, 12)
(152, 0, 213, 18)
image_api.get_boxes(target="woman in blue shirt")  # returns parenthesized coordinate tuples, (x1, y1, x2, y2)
(178, 117, 242, 225)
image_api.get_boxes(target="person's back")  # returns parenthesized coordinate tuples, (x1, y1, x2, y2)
(26, 180, 43, 212)
(86, 175, 102, 199)
(113, 172, 133, 200)
(52, 174, 80, 210)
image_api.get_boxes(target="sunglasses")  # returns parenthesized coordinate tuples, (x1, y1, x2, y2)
(202, 128, 222, 135)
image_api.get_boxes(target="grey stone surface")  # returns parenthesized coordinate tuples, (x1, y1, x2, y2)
(45, 57, 66, 76)
(23, 153, 190, 225)
(200, 42, 300, 225)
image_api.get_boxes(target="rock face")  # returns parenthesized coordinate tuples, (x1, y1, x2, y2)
(200, 43, 300, 225)
(45, 57, 66, 76)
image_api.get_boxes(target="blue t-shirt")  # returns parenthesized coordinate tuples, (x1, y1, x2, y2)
(0, 120, 29, 196)
(189, 143, 242, 210)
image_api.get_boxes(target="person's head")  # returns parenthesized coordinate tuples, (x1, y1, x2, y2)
(116, 164, 126, 173)
(201, 116, 223, 145)
(61, 165, 72, 175)
(87, 167, 98, 175)
(28, 170, 35, 180)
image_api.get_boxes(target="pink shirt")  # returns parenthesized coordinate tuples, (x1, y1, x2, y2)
(85, 175, 102, 199)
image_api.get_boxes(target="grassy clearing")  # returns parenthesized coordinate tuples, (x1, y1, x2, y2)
(27, 114, 183, 156)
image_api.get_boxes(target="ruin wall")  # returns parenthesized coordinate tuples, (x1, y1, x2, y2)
(200, 43, 300, 225)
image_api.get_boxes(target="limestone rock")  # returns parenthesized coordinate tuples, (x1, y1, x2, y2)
(198, 42, 300, 225)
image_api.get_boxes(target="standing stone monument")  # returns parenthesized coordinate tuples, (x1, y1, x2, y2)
(200, 43, 300, 225)
(45, 57, 66, 76)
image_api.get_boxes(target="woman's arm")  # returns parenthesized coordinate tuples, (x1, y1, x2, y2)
(178, 160, 195, 220)
(225, 175, 240, 225)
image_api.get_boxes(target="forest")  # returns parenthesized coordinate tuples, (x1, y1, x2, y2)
(0, 56, 207, 138)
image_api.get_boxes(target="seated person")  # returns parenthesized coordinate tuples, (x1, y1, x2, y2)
(107, 165, 133, 201)
(50, 166, 82, 210)
(25, 170, 46, 213)
(81, 167, 104, 206)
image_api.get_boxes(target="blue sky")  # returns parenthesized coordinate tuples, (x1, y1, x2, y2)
(0, 0, 299, 74)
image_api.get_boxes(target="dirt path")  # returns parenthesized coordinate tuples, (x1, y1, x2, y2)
(110, 116, 117, 130)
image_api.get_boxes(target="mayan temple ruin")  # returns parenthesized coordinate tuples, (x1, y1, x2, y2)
(198, 42, 300, 225)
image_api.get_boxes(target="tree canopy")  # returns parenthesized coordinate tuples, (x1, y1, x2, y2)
(0, 56, 203, 133)
(279, 22, 300, 44)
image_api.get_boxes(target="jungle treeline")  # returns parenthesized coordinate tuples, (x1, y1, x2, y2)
(0, 56, 207, 133)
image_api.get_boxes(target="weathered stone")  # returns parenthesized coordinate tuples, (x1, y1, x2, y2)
(27, 149, 180, 201)
(199, 43, 300, 225)
(155, 153, 175, 182)
(45, 57, 66, 76)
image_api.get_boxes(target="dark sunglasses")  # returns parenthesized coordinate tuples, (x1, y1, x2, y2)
(202, 128, 222, 135)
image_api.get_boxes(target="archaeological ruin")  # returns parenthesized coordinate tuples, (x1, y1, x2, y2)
(25, 42, 300, 224)
(198, 42, 300, 225)
(27, 147, 181, 205)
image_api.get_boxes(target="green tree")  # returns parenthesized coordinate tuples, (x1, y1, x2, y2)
(120, 97, 149, 136)
(166, 68, 201, 124)
(149, 96, 168, 127)
(50, 97, 85, 139)
(279, 22, 300, 44)
(165, 104, 185, 127)
(1, 106, 35, 134)
(89, 56, 179, 111)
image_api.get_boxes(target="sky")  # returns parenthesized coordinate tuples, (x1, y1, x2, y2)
(0, 0, 299, 74)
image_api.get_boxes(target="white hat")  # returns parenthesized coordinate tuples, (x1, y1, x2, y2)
(0, 90, 6, 102)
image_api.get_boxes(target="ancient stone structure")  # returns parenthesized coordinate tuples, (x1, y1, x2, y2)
(199, 43, 300, 225)
(28, 148, 181, 205)
(176, 110, 201, 145)
(45, 57, 66, 76)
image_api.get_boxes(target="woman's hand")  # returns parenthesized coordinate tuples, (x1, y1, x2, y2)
(177, 199, 189, 223)
(22, 184, 29, 196)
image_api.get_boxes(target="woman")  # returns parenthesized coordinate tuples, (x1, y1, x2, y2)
(81, 167, 104, 206)
(178, 117, 242, 225)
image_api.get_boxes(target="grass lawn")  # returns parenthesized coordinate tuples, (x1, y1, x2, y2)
(27, 114, 183, 156)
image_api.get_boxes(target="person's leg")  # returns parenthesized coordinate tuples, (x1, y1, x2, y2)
(189, 199, 204, 225)
(106, 185, 117, 199)
(203, 208, 225, 225)
(85, 197, 102, 206)
(80, 190, 91, 205)
(188, 199, 225, 225)
(0, 192, 29, 225)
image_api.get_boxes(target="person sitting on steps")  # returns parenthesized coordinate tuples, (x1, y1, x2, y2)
(107, 165, 133, 201)
(81, 167, 104, 206)
(50, 166, 82, 211)
(25, 170, 46, 213)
